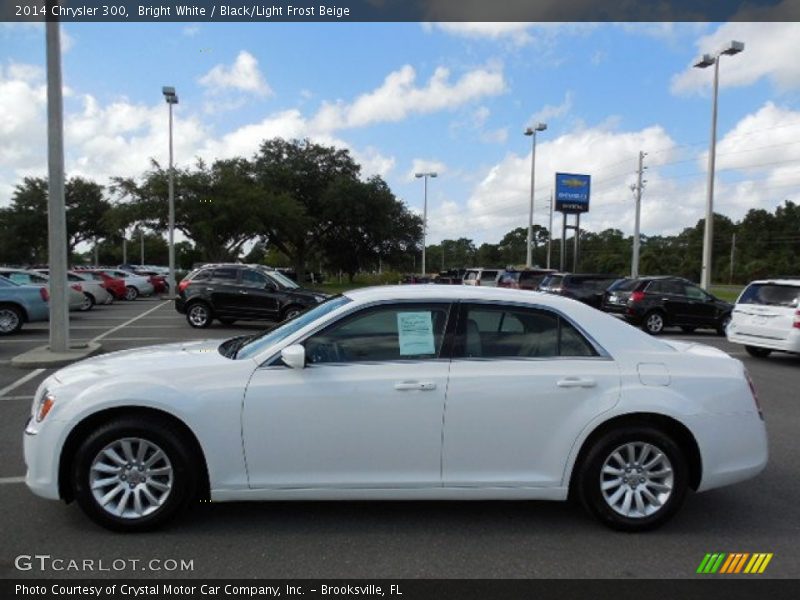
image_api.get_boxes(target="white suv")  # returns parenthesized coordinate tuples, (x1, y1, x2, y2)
(727, 279, 800, 358)
(462, 268, 502, 287)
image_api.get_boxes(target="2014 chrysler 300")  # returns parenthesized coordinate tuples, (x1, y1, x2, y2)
(24, 286, 767, 532)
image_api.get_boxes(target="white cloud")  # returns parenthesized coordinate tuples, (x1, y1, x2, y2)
(310, 64, 506, 131)
(530, 91, 573, 124)
(198, 50, 272, 97)
(183, 25, 200, 37)
(424, 22, 534, 46)
(480, 128, 508, 144)
(671, 23, 800, 95)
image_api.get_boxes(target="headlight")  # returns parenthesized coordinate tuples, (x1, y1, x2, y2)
(35, 391, 56, 422)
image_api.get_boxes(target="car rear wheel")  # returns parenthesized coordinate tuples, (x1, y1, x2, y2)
(80, 293, 95, 312)
(642, 311, 665, 335)
(124, 286, 139, 301)
(576, 427, 688, 531)
(71, 417, 198, 531)
(186, 302, 212, 328)
(0, 304, 23, 335)
(745, 345, 772, 358)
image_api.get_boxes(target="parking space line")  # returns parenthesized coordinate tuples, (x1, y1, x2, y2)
(0, 368, 45, 399)
(0, 476, 25, 485)
(91, 300, 171, 343)
(0, 395, 33, 401)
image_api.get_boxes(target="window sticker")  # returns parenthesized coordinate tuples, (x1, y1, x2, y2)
(397, 312, 435, 356)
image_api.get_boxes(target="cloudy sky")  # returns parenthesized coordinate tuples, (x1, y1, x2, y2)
(1, 21, 799, 244)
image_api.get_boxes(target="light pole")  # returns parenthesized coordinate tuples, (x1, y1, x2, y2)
(694, 40, 744, 290)
(162, 86, 178, 296)
(524, 123, 547, 267)
(414, 171, 437, 275)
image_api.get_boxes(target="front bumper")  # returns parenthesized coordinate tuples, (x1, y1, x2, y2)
(23, 418, 63, 501)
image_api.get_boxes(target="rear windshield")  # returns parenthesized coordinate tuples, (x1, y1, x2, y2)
(608, 278, 637, 292)
(738, 284, 800, 308)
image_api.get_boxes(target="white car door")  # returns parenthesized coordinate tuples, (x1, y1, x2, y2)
(242, 302, 455, 489)
(443, 302, 621, 488)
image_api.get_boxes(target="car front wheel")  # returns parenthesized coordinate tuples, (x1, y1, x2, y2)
(642, 311, 665, 335)
(0, 304, 23, 335)
(124, 286, 139, 301)
(71, 417, 198, 531)
(186, 302, 213, 328)
(282, 305, 304, 321)
(576, 427, 688, 531)
(80, 293, 95, 312)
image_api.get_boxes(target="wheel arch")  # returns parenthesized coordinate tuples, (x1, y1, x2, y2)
(566, 412, 702, 497)
(58, 406, 210, 503)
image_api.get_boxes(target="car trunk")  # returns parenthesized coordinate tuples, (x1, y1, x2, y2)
(732, 283, 799, 342)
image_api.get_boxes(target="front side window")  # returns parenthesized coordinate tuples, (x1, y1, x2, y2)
(305, 303, 451, 364)
(455, 304, 597, 359)
(683, 284, 709, 301)
(241, 269, 268, 288)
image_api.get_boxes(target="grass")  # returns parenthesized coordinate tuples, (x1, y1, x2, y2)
(710, 285, 743, 302)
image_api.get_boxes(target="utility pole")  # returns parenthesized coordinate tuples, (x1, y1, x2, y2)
(122, 234, 127, 264)
(547, 191, 553, 269)
(140, 229, 145, 266)
(631, 151, 647, 279)
(729, 233, 736, 284)
(45, 14, 69, 353)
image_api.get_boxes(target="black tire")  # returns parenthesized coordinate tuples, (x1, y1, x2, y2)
(218, 318, 237, 326)
(717, 314, 732, 336)
(642, 310, 666, 335)
(186, 302, 213, 328)
(124, 286, 139, 301)
(680, 326, 695, 333)
(575, 426, 688, 532)
(0, 304, 24, 335)
(745, 345, 772, 358)
(80, 293, 95, 312)
(282, 305, 304, 322)
(71, 417, 199, 532)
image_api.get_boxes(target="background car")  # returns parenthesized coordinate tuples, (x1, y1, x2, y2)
(35, 269, 112, 311)
(95, 269, 154, 300)
(538, 273, 620, 308)
(601, 275, 732, 335)
(462, 268, 502, 286)
(77, 270, 127, 301)
(0, 268, 84, 311)
(0, 276, 49, 335)
(727, 279, 800, 358)
(175, 263, 328, 328)
(497, 268, 557, 291)
(134, 269, 169, 294)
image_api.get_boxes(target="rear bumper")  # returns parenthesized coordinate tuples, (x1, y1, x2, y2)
(727, 330, 800, 353)
(175, 297, 186, 313)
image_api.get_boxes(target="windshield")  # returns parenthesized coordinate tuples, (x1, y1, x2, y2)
(738, 284, 800, 308)
(235, 295, 351, 360)
(267, 270, 300, 289)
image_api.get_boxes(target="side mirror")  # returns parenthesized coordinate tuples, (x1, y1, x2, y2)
(281, 344, 306, 369)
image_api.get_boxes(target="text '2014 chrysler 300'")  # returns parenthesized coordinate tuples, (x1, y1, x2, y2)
(24, 286, 767, 532)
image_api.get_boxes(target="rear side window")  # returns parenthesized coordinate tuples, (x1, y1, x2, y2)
(480, 270, 499, 281)
(456, 305, 598, 359)
(608, 279, 636, 292)
(738, 284, 800, 307)
(190, 269, 211, 281)
(212, 268, 238, 281)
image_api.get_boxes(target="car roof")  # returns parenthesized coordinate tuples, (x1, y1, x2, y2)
(746, 279, 800, 287)
(344, 284, 566, 305)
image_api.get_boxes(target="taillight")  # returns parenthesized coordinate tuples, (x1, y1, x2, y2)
(178, 280, 191, 293)
(40, 287, 49, 302)
(744, 369, 763, 420)
(793, 310, 800, 329)
(630, 291, 646, 303)
(71, 284, 82, 292)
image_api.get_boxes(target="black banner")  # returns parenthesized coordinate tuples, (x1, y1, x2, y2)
(3, 580, 800, 600)
(3, 0, 800, 23)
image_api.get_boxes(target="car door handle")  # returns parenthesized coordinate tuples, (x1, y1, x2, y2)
(239, 290, 249, 294)
(557, 377, 597, 388)
(394, 381, 437, 391)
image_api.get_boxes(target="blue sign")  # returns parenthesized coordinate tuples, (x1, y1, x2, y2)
(555, 173, 591, 213)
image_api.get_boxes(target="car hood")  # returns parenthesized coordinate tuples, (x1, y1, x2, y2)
(50, 340, 240, 386)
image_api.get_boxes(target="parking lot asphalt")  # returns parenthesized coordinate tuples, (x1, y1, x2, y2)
(1, 296, 799, 579)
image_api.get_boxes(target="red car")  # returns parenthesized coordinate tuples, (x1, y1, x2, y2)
(136, 270, 168, 294)
(82, 270, 127, 300)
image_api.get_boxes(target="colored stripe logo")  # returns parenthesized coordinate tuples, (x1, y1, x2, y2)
(697, 553, 773, 574)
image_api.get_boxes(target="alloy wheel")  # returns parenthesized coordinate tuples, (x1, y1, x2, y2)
(600, 442, 674, 519)
(645, 313, 664, 334)
(89, 437, 174, 520)
(188, 304, 210, 327)
(0, 308, 20, 333)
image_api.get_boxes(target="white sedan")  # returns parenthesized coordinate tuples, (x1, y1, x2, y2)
(24, 286, 767, 532)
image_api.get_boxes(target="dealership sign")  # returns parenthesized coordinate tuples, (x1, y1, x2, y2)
(555, 173, 591, 213)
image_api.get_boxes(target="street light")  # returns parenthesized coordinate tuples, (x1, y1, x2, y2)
(414, 172, 437, 275)
(694, 40, 744, 290)
(524, 123, 547, 267)
(162, 85, 178, 297)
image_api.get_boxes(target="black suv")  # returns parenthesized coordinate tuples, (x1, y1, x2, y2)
(538, 273, 620, 308)
(175, 264, 329, 328)
(601, 276, 732, 335)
